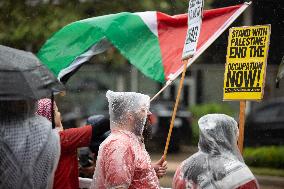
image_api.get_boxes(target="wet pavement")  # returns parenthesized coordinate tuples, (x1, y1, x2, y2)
(150, 146, 284, 189)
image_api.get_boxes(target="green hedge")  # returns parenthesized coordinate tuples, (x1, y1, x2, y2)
(189, 103, 235, 145)
(250, 167, 284, 177)
(244, 146, 284, 169)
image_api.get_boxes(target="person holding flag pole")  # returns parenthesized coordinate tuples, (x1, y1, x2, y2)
(91, 90, 167, 189)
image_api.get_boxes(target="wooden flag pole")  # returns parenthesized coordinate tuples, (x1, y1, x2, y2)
(163, 59, 189, 159)
(151, 81, 173, 102)
(238, 100, 246, 154)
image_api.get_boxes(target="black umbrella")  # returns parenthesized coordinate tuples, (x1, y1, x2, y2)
(0, 45, 64, 100)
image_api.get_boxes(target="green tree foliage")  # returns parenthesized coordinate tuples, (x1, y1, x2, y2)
(0, 0, 213, 52)
(244, 146, 284, 169)
(0, 0, 84, 51)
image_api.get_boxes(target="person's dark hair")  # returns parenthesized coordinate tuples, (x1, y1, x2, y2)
(78, 147, 93, 168)
(0, 100, 36, 120)
(90, 131, 111, 155)
(86, 115, 110, 154)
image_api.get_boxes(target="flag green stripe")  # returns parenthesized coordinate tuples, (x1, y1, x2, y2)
(38, 12, 165, 83)
(37, 22, 104, 76)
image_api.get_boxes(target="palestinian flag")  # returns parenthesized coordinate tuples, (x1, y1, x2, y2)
(38, 3, 250, 83)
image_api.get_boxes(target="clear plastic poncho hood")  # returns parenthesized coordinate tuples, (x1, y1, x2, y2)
(106, 90, 150, 135)
(198, 114, 242, 161)
(179, 114, 257, 189)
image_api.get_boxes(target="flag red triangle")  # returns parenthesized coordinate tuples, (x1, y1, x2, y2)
(157, 3, 250, 81)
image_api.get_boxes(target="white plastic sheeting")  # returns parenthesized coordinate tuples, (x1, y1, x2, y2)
(173, 114, 258, 189)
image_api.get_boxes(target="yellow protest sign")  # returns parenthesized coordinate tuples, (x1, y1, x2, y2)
(223, 25, 271, 100)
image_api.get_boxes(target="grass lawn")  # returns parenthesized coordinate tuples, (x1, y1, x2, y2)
(250, 167, 284, 177)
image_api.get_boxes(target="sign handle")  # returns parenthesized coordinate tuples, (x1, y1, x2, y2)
(163, 59, 189, 159)
(238, 100, 246, 154)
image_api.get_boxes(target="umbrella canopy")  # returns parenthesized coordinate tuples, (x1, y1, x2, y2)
(0, 45, 64, 100)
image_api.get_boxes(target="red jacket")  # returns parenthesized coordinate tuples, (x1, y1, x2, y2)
(53, 126, 92, 189)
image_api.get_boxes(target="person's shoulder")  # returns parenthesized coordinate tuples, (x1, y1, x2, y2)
(30, 115, 59, 140)
(180, 152, 205, 173)
(103, 134, 129, 146)
(23, 115, 59, 150)
(32, 115, 52, 129)
(100, 133, 133, 153)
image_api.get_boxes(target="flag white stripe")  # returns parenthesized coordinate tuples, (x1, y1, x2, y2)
(58, 38, 111, 81)
(135, 11, 158, 37)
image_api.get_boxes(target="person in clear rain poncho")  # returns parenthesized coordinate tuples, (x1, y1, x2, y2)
(172, 114, 259, 189)
(91, 90, 167, 189)
(0, 100, 60, 189)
